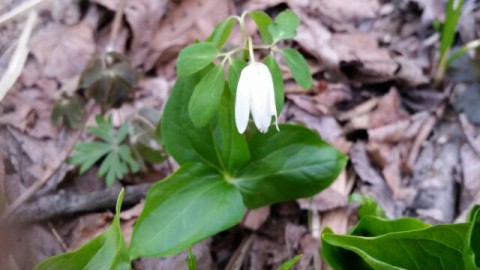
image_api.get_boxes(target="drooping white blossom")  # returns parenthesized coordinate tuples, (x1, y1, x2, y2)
(235, 61, 278, 134)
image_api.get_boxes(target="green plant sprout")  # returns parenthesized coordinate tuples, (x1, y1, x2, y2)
(435, 0, 464, 85)
(34, 9, 346, 269)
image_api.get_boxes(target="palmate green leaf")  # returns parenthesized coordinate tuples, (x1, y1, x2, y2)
(162, 71, 250, 174)
(188, 65, 225, 128)
(69, 117, 140, 187)
(268, 10, 299, 43)
(177, 42, 218, 76)
(250, 11, 273, 44)
(206, 17, 236, 49)
(322, 221, 476, 270)
(264, 55, 284, 112)
(129, 162, 245, 259)
(232, 125, 347, 208)
(227, 59, 247, 96)
(34, 190, 130, 270)
(280, 48, 313, 90)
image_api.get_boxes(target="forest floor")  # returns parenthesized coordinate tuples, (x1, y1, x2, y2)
(1, 0, 480, 269)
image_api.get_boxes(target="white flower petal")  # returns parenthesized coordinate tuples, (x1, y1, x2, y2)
(234, 61, 279, 134)
(235, 65, 252, 134)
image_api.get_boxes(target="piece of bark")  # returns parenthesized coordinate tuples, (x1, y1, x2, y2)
(8, 183, 151, 223)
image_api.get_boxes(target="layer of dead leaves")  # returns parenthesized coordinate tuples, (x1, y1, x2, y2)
(1, 0, 480, 269)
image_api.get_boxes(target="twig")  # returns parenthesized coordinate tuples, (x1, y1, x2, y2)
(1, 104, 95, 219)
(107, 0, 128, 52)
(0, 0, 50, 26)
(8, 184, 150, 223)
(0, 12, 37, 103)
(48, 222, 68, 251)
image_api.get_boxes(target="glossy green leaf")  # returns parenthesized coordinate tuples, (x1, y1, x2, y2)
(188, 65, 225, 128)
(322, 223, 474, 270)
(129, 163, 245, 259)
(206, 17, 236, 49)
(468, 208, 480, 267)
(177, 42, 218, 76)
(162, 72, 250, 174)
(267, 10, 299, 43)
(227, 59, 247, 96)
(264, 55, 284, 113)
(34, 190, 130, 270)
(232, 125, 347, 208)
(280, 48, 313, 90)
(250, 11, 273, 44)
(350, 216, 430, 237)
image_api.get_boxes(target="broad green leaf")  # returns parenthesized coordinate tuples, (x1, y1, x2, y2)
(214, 90, 250, 173)
(34, 190, 130, 270)
(278, 255, 303, 270)
(250, 11, 273, 44)
(188, 65, 225, 128)
(232, 125, 347, 208)
(280, 48, 313, 90)
(467, 208, 480, 267)
(267, 10, 299, 43)
(162, 72, 250, 173)
(177, 42, 218, 76)
(322, 223, 473, 270)
(206, 17, 236, 49)
(264, 55, 284, 113)
(350, 216, 430, 237)
(227, 59, 247, 96)
(129, 163, 245, 259)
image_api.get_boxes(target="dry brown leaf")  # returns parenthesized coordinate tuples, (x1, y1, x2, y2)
(148, 0, 231, 69)
(242, 206, 270, 231)
(30, 23, 95, 82)
(369, 88, 409, 129)
(369, 111, 430, 143)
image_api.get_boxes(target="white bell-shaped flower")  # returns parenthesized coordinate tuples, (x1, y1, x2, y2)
(235, 61, 279, 134)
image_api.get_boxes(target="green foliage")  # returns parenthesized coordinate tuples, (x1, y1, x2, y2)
(267, 10, 299, 43)
(34, 190, 130, 270)
(440, 0, 464, 59)
(69, 116, 140, 187)
(264, 54, 285, 112)
(130, 71, 346, 258)
(278, 255, 303, 270)
(206, 17, 236, 49)
(280, 48, 313, 90)
(350, 193, 387, 219)
(129, 162, 245, 259)
(188, 65, 225, 128)
(227, 59, 247, 95)
(232, 125, 347, 208)
(177, 42, 218, 76)
(187, 247, 197, 270)
(250, 10, 273, 44)
(322, 208, 480, 270)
